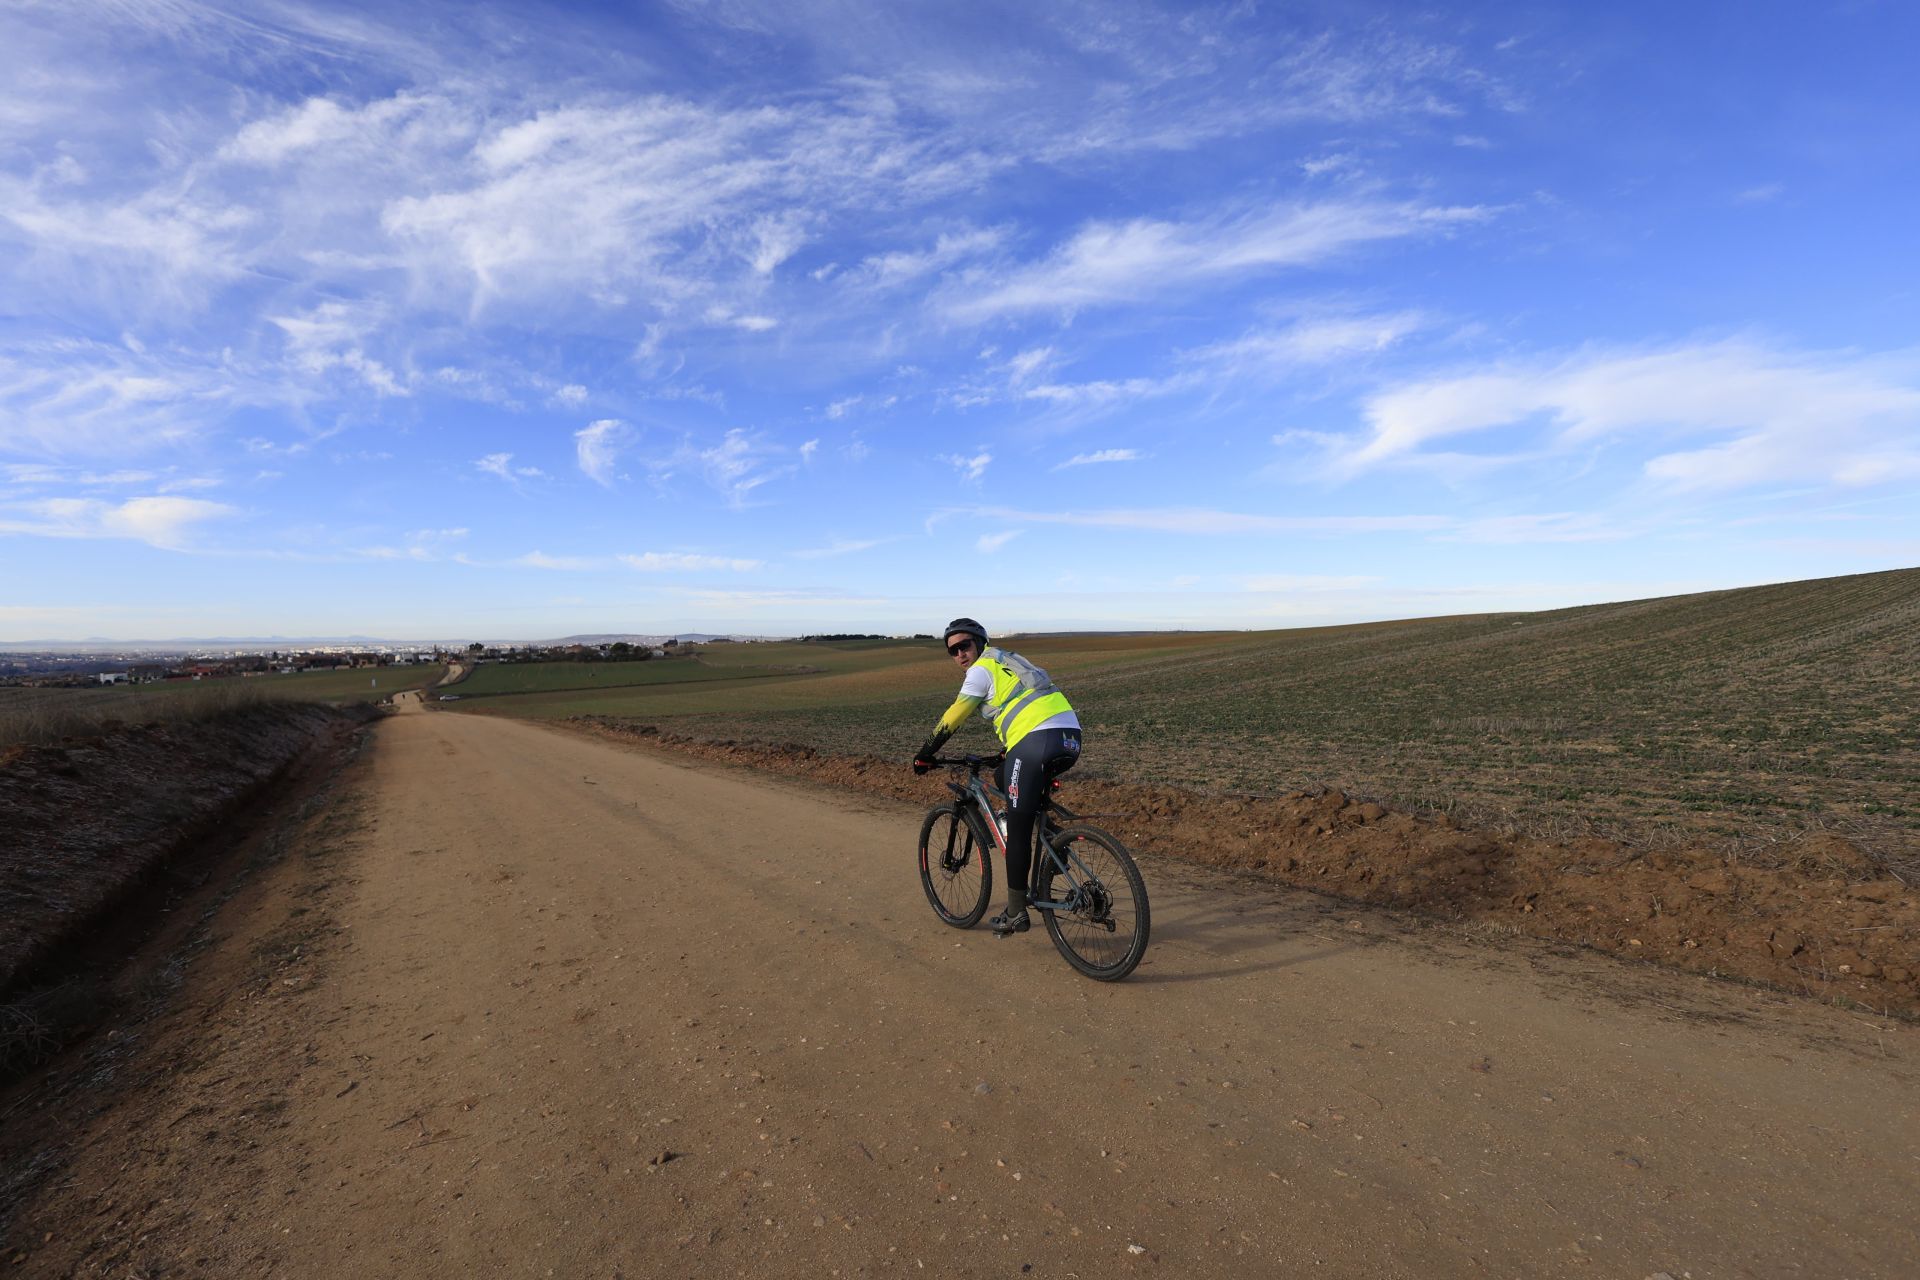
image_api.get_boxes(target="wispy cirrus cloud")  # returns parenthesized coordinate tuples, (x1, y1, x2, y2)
(3, 463, 219, 492)
(949, 505, 1450, 535)
(476, 452, 544, 484)
(856, 227, 1005, 289)
(574, 420, 635, 487)
(944, 203, 1490, 321)
(1022, 375, 1196, 408)
(1185, 312, 1426, 372)
(511, 550, 597, 570)
(1055, 449, 1144, 469)
(791, 536, 885, 559)
(1346, 339, 1920, 491)
(270, 301, 406, 396)
(0, 337, 238, 456)
(1242, 574, 1382, 591)
(620, 551, 763, 572)
(699, 429, 792, 505)
(939, 451, 992, 483)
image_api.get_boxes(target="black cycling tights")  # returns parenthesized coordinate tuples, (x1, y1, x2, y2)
(995, 727, 1081, 896)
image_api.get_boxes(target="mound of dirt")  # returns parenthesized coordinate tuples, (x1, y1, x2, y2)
(0, 704, 368, 998)
(574, 718, 1920, 1015)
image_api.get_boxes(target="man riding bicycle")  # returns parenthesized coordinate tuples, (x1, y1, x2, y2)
(912, 618, 1082, 938)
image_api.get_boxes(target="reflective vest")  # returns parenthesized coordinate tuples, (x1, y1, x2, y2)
(976, 647, 1073, 748)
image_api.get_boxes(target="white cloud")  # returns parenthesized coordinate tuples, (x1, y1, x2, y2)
(1023, 375, 1195, 407)
(512, 550, 596, 570)
(1187, 313, 1425, 371)
(222, 93, 439, 166)
(791, 536, 884, 559)
(1300, 152, 1359, 177)
(619, 551, 763, 572)
(1350, 339, 1920, 491)
(1442, 513, 1630, 544)
(946, 202, 1490, 320)
(0, 338, 235, 456)
(369, 93, 986, 318)
(940, 451, 992, 482)
(799, 438, 819, 463)
(746, 213, 807, 275)
(858, 227, 1004, 288)
(734, 315, 779, 332)
(956, 505, 1450, 535)
(1005, 346, 1054, 382)
(269, 301, 406, 396)
(3, 464, 215, 491)
(975, 529, 1022, 553)
(1243, 574, 1382, 591)
(0, 495, 238, 549)
(1055, 449, 1144, 469)
(699, 429, 791, 505)
(475, 452, 517, 481)
(552, 383, 588, 407)
(0, 173, 253, 314)
(575, 419, 634, 486)
(824, 393, 896, 419)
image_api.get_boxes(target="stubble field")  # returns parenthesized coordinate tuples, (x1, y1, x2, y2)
(452, 569, 1919, 873)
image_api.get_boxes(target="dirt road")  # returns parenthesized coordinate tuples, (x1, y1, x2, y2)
(10, 709, 1918, 1277)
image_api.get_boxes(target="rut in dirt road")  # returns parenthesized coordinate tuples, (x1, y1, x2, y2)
(9, 707, 1918, 1278)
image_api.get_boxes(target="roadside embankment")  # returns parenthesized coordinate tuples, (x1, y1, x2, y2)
(572, 717, 1920, 1016)
(0, 704, 371, 1050)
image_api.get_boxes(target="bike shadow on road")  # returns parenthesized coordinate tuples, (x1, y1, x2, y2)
(1126, 891, 1363, 986)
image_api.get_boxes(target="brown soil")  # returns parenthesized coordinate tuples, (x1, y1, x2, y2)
(0, 707, 373, 1139)
(573, 718, 1920, 1016)
(0, 705, 369, 1000)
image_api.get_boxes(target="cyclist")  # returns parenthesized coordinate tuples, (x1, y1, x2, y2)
(913, 617, 1081, 937)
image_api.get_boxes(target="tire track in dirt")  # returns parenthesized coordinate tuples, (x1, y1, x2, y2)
(6, 710, 1917, 1277)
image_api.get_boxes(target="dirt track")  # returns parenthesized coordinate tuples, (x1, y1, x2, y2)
(7, 708, 1918, 1277)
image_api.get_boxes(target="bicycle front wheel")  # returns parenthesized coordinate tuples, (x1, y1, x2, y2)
(918, 803, 993, 929)
(1033, 824, 1150, 981)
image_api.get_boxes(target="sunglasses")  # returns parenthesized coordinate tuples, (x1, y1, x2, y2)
(946, 639, 977, 656)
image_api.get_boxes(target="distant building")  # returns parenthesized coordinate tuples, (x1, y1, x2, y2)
(98, 671, 128, 684)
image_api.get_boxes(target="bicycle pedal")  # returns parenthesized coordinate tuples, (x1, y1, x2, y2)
(989, 910, 1031, 937)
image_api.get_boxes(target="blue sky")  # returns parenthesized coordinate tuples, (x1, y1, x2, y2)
(2, 0, 1916, 641)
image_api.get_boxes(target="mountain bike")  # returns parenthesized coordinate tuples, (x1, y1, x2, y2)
(917, 753, 1150, 982)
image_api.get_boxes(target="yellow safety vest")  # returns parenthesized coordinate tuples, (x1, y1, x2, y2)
(976, 647, 1074, 748)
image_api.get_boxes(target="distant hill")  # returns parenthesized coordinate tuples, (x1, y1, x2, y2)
(545, 633, 781, 646)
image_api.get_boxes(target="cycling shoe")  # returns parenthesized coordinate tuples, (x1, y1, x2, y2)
(989, 908, 1031, 937)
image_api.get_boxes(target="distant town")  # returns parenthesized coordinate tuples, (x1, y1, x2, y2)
(0, 631, 942, 687)
(0, 638, 702, 688)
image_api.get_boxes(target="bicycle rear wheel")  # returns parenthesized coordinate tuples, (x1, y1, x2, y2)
(918, 803, 993, 928)
(1032, 824, 1150, 981)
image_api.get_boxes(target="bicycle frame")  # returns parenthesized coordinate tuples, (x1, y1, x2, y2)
(943, 758, 1096, 914)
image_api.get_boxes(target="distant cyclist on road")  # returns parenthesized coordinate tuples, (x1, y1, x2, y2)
(912, 618, 1081, 938)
